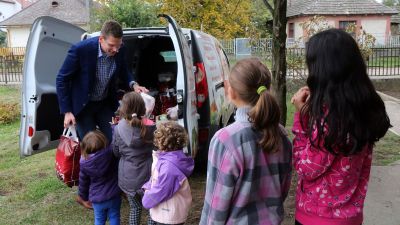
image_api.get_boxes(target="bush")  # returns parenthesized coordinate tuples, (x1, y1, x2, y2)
(0, 102, 19, 124)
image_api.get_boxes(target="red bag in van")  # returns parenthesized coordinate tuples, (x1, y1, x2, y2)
(55, 126, 81, 187)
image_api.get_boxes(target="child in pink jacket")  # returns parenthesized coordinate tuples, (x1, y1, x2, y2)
(291, 29, 390, 225)
(142, 121, 194, 225)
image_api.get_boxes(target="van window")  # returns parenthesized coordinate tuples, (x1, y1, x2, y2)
(160, 51, 177, 62)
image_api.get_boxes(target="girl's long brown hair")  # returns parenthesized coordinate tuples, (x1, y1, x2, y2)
(118, 92, 147, 138)
(229, 58, 281, 153)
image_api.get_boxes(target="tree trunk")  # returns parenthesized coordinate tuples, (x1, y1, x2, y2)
(271, 0, 288, 126)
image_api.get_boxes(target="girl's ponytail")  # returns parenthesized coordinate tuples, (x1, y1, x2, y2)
(249, 89, 281, 153)
(128, 114, 147, 139)
(229, 58, 282, 153)
(119, 92, 147, 138)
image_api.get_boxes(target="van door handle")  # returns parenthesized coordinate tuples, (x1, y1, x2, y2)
(215, 82, 224, 90)
(29, 95, 37, 103)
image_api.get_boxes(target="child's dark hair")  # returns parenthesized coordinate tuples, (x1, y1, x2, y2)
(303, 28, 390, 155)
(119, 92, 147, 138)
(81, 130, 108, 159)
(154, 121, 188, 151)
(230, 58, 281, 153)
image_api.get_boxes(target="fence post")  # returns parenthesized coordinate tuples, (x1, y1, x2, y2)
(4, 56, 8, 84)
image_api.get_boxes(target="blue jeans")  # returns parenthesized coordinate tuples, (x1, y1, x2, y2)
(75, 100, 114, 143)
(92, 196, 121, 225)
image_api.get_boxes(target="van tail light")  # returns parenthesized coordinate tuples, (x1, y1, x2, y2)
(28, 126, 34, 137)
(194, 62, 208, 108)
(198, 128, 209, 144)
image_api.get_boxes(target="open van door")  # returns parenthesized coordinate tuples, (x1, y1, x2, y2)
(19, 16, 85, 157)
(159, 15, 198, 157)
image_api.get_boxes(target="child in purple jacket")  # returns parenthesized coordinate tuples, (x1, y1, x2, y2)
(79, 130, 121, 225)
(142, 121, 194, 225)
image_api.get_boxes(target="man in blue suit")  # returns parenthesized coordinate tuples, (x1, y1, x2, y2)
(56, 20, 147, 142)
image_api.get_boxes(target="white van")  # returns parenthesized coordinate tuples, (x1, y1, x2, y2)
(19, 15, 234, 164)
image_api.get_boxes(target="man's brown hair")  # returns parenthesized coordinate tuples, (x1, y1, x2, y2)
(101, 20, 123, 38)
(154, 121, 188, 151)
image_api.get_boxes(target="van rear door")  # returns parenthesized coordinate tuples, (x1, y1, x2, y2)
(159, 15, 198, 156)
(19, 16, 85, 157)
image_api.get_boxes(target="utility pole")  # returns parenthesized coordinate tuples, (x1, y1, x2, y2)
(85, 0, 92, 30)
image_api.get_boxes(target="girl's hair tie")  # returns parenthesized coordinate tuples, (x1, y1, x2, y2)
(257, 86, 267, 95)
(131, 113, 137, 118)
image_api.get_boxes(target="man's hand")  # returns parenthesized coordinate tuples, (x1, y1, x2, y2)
(64, 112, 76, 128)
(133, 83, 149, 93)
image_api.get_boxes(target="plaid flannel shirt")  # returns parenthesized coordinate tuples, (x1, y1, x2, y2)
(200, 107, 292, 225)
(90, 44, 116, 101)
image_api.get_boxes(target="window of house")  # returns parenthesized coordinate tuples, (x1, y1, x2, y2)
(288, 23, 295, 38)
(339, 21, 356, 30)
(339, 21, 357, 37)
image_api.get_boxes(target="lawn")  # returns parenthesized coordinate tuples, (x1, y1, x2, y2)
(367, 56, 400, 68)
(0, 85, 399, 225)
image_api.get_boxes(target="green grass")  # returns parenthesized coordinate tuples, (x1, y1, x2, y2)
(367, 56, 400, 68)
(0, 85, 20, 103)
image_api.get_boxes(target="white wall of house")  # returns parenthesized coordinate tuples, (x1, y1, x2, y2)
(0, 1, 22, 23)
(361, 19, 388, 44)
(289, 19, 335, 41)
(6, 24, 87, 47)
(294, 22, 302, 40)
(287, 15, 391, 45)
(7, 27, 30, 47)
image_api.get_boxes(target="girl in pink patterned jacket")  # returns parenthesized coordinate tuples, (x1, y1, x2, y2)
(291, 29, 391, 225)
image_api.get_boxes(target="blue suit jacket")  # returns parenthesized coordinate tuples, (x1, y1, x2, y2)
(56, 37, 133, 116)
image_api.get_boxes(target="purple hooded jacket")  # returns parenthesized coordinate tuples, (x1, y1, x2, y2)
(78, 146, 121, 203)
(142, 150, 194, 209)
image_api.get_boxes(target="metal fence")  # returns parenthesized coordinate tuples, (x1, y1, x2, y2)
(0, 47, 25, 84)
(285, 47, 400, 78)
(1, 39, 400, 84)
(220, 38, 400, 78)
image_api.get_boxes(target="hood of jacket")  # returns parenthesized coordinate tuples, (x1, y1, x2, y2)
(80, 146, 115, 177)
(158, 150, 194, 177)
(117, 119, 156, 148)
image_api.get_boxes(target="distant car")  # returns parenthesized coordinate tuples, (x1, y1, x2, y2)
(19, 15, 234, 165)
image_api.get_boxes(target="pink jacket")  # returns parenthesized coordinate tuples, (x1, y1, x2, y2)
(144, 151, 193, 224)
(292, 112, 372, 225)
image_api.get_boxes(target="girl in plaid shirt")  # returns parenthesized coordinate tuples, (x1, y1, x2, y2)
(200, 58, 292, 225)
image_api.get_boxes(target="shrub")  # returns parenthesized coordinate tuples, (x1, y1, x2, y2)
(0, 102, 19, 124)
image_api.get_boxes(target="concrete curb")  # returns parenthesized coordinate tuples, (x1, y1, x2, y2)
(377, 91, 400, 136)
(378, 91, 400, 104)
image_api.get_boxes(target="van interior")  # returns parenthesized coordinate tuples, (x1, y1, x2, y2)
(123, 35, 178, 120)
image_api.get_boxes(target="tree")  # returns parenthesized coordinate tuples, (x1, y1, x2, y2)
(262, 0, 288, 125)
(382, 0, 400, 6)
(90, 0, 160, 31)
(155, 0, 255, 39)
(250, 0, 273, 38)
